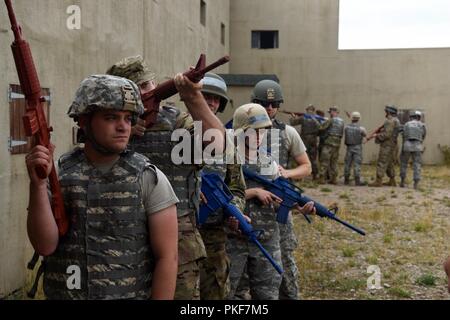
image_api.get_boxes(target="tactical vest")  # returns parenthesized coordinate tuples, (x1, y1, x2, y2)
(268, 119, 290, 168)
(403, 120, 424, 142)
(301, 116, 320, 136)
(130, 106, 201, 218)
(328, 117, 345, 137)
(392, 117, 401, 144)
(344, 123, 364, 145)
(243, 157, 279, 242)
(44, 149, 153, 300)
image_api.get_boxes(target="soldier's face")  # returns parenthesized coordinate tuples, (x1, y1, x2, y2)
(88, 110, 133, 153)
(203, 93, 221, 114)
(245, 128, 267, 150)
(264, 104, 278, 119)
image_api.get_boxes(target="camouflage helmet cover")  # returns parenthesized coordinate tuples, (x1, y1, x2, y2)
(106, 55, 155, 85)
(251, 80, 284, 103)
(233, 103, 272, 133)
(201, 73, 229, 113)
(68, 75, 144, 119)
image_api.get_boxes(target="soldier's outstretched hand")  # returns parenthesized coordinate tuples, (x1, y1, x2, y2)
(25, 144, 55, 185)
(174, 71, 202, 102)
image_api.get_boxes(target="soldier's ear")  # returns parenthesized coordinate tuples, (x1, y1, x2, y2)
(77, 115, 89, 130)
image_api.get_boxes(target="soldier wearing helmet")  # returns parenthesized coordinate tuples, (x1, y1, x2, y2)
(290, 104, 320, 181)
(400, 110, 426, 189)
(343, 111, 367, 186)
(197, 73, 247, 300)
(106, 55, 226, 300)
(242, 80, 312, 300)
(26, 75, 179, 299)
(227, 103, 315, 300)
(317, 106, 345, 185)
(369, 105, 401, 187)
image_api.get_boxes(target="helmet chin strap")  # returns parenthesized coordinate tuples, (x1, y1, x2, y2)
(83, 117, 121, 156)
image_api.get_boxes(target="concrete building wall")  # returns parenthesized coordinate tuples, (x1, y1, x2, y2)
(0, 0, 229, 298)
(229, 0, 450, 164)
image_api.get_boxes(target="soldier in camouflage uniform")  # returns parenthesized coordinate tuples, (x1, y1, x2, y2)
(226, 103, 315, 300)
(198, 73, 247, 300)
(290, 104, 320, 180)
(107, 56, 226, 300)
(25, 75, 179, 299)
(317, 106, 344, 185)
(250, 80, 311, 300)
(369, 105, 401, 187)
(344, 112, 367, 186)
(400, 111, 426, 189)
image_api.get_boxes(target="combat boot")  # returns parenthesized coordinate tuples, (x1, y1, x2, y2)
(369, 178, 383, 187)
(388, 178, 397, 187)
(344, 176, 350, 185)
(400, 178, 405, 188)
(355, 176, 365, 186)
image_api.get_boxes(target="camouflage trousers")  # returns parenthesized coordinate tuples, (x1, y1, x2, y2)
(376, 144, 396, 180)
(278, 214, 299, 300)
(319, 144, 340, 182)
(199, 227, 230, 300)
(226, 235, 282, 300)
(344, 144, 363, 179)
(400, 151, 423, 182)
(302, 135, 319, 178)
(174, 214, 207, 300)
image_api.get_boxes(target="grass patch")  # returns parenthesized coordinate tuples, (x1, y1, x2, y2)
(415, 274, 437, 287)
(388, 287, 411, 299)
(320, 187, 332, 193)
(341, 247, 355, 258)
(339, 193, 350, 200)
(383, 234, 393, 244)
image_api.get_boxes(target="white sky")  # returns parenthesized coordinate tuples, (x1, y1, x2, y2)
(339, 0, 450, 49)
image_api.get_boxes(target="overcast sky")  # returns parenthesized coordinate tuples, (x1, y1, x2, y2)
(339, 0, 450, 49)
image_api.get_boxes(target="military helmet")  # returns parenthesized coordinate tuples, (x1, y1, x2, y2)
(410, 110, 422, 119)
(351, 111, 361, 120)
(385, 105, 398, 115)
(106, 55, 155, 85)
(68, 75, 144, 120)
(328, 106, 339, 113)
(233, 103, 272, 133)
(251, 80, 284, 104)
(201, 73, 229, 113)
(306, 104, 315, 112)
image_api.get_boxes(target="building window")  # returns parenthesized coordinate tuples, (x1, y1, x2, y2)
(200, 0, 206, 26)
(8, 84, 51, 154)
(221, 23, 226, 45)
(251, 30, 279, 49)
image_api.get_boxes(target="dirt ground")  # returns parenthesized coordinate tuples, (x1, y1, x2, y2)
(294, 164, 450, 300)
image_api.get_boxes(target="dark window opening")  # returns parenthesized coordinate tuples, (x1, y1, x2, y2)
(221, 23, 226, 45)
(252, 30, 279, 49)
(200, 0, 206, 26)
